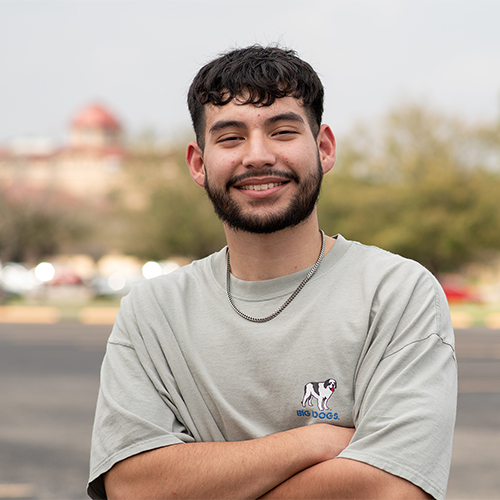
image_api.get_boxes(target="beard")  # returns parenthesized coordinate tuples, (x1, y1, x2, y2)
(204, 153, 324, 234)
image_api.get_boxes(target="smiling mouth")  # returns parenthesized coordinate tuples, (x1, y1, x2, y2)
(227, 169, 298, 191)
(237, 182, 287, 191)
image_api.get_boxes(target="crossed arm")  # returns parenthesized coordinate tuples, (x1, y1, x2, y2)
(104, 424, 430, 500)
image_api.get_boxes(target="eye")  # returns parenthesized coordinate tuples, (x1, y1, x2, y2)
(273, 129, 298, 138)
(218, 134, 243, 144)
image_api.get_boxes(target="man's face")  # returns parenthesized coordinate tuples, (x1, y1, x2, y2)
(194, 97, 330, 234)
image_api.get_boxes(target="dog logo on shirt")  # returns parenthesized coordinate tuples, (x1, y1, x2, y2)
(301, 378, 337, 411)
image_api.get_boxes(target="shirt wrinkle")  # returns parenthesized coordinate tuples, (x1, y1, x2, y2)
(108, 339, 135, 349)
(382, 332, 456, 361)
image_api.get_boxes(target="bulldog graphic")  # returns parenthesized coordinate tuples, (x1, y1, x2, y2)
(301, 378, 337, 411)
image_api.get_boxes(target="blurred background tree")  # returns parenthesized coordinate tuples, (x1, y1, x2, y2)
(114, 144, 225, 261)
(0, 185, 92, 264)
(318, 103, 500, 274)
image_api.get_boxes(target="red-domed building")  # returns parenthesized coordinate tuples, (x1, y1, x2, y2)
(0, 102, 126, 200)
(70, 103, 123, 150)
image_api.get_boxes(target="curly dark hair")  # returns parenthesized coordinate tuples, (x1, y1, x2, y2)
(187, 45, 324, 149)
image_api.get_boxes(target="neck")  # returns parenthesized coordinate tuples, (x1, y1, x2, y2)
(224, 217, 335, 281)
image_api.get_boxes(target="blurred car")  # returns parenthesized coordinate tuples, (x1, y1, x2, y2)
(89, 272, 143, 298)
(0, 262, 41, 300)
(440, 282, 479, 303)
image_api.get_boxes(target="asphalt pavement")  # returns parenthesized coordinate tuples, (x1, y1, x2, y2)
(0, 323, 498, 500)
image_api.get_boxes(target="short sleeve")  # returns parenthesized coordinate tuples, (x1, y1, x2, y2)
(338, 266, 457, 500)
(87, 298, 195, 500)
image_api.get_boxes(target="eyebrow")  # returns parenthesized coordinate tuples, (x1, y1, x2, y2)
(209, 120, 245, 135)
(264, 112, 305, 127)
(208, 112, 305, 135)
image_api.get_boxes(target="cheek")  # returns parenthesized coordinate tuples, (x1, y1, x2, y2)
(279, 144, 312, 168)
(284, 155, 299, 168)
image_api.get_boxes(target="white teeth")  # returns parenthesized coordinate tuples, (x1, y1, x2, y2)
(239, 182, 283, 191)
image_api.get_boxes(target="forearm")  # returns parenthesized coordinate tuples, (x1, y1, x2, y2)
(104, 424, 354, 500)
(105, 436, 304, 500)
(260, 457, 432, 500)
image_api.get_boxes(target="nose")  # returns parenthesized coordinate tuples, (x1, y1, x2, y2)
(241, 133, 276, 169)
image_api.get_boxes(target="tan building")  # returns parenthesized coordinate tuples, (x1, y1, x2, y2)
(0, 103, 126, 200)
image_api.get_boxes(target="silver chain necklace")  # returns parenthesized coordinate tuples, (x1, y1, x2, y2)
(226, 230, 326, 323)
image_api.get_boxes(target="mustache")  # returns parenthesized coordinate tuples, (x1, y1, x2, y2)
(226, 169, 299, 190)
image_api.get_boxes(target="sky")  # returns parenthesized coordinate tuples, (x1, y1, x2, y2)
(1, 0, 500, 146)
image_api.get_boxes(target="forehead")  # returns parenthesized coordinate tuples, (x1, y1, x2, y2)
(203, 96, 308, 131)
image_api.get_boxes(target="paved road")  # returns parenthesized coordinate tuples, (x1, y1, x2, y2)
(0, 323, 498, 499)
(449, 328, 500, 499)
(0, 324, 108, 500)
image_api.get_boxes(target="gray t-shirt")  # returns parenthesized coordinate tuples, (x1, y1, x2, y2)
(88, 235, 457, 500)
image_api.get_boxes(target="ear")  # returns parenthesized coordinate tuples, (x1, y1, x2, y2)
(186, 141, 206, 187)
(316, 125, 336, 175)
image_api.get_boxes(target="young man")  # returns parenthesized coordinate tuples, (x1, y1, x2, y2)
(88, 46, 457, 500)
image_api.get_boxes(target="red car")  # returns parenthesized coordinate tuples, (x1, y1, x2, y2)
(440, 282, 478, 303)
